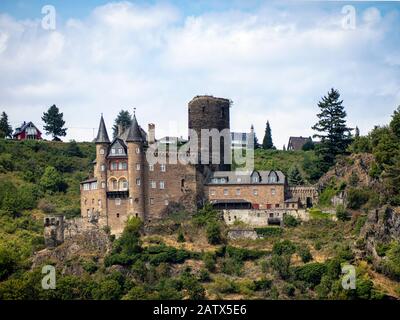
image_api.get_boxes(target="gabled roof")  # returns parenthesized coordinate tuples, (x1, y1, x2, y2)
(287, 136, 311, 150)
(13, 121, 41, 136)
(94, 115, 110, 144)
(126, 114, 145, 143)
(206, 170, 285, 185)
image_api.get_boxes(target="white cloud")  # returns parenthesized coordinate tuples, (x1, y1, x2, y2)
(0, 2, 399, 148)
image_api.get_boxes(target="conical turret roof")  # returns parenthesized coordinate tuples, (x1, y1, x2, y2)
(126, 113, 144, 143)
(94, 115, 110, 144)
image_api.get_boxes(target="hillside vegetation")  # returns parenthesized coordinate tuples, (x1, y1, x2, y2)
(0, 133, 399, 299)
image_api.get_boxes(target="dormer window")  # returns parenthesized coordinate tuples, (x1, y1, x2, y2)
(252, 176, 259, 183)
(268, 171, 279, 183)
(118, 148, 123, 154)
(111, 148, 116, 154)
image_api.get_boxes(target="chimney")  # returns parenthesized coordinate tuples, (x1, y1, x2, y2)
(148, 123, 155, 144)
(117, 124, 123, 136)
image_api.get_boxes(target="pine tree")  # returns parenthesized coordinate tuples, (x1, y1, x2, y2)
(0, 112, 13, 139)
(113, 110, 132, 138)
(288, 165, 304, 185)
(262, 121, 274, 150)
(312, 88, 352, 169)
(42, 105, 67, 141)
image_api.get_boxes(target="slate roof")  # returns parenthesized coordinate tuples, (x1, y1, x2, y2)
(94, 115, 110, 144)
(126, 114, 146, 143)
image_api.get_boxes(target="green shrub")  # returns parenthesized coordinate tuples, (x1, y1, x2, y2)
(272, 240, 296, 256)
(297, 246, 313, 263)
(221, 257, 243, 276)
(270, 254, 291, 279)
(177, 231, 185, 243)
(381, 241, 400, 280)
(336, 205, 349, 221)
(206, 221, 222, 245)
(198, 269, 211, 282)
(293, 263, 327, 288)
(254, 278, 272, 291)
(283, 215, 299, 227)
(203, 252, 216, 272)
(255, 226, 283, 237)
(283, 283, 296, 297)
(347, 188, 370, 210)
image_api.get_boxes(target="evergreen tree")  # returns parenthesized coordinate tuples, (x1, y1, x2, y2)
(355, 126, 360, 138)
(0, 112, 13, 139)
(42, 105, 67, 141)
(262, 121, 274, 150)
(288, 165, 304, 185)
(312, 88, 352, 170)
(113, 110, 132, 138)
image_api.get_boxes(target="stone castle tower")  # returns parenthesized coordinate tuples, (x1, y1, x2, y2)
(188, 96, 231, 172)
(94, 115, 110, 225)
(126, 113, 146, 220)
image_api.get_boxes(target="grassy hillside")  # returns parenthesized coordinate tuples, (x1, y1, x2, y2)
(254, 149, 321, 184)
(0, 140, 399, 300)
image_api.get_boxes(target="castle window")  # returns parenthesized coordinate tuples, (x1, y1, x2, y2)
(115, 198, 121, 206)
(236, 188, 241, 196)
(149, 164, 154, 171)
(136, 147, 140, 154)
(136, 178, 141, 186)
(100, 148, 105, 155)
(101, 165, 105, 172)
(164, 200, 169, 206)
(271, 188, 276, 195)
(269, 213, 273, 218)
(150, 181, 156, 189)
(111, 179, 118, 190)
(223, 189, 228, 196)
(160, 164, 166, 172)
(91, 182, 97, 190)
(210, 189, 216, 196)
(83, 183, 90, 191)
(136, 163, 141, 171)
(87, 209, 90, 216)
(275, 204, 280, 208)
(159, 181, 165, 189)
(253, 189, 258, 196)
(101, 182, 106, 189)
(98, 199, 101, 207)
(150, 198, 154, 205)
(116, 213, 120, 218)
(111, 162, 118, 170)
(119, 179, 128, 190)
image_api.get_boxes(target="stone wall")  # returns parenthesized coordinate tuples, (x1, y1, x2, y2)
(287, 186, 319, 207)
(227, 229, 258, 240)
(222, 208, 308, 227)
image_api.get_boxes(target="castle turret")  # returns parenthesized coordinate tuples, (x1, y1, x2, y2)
(126, 111, 146, 220)
(94, 115, 110, 223)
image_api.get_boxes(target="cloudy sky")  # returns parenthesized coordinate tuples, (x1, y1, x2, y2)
(0, 0, 399, 148)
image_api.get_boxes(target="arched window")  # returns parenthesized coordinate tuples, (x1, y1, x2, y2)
(119, 178, 128, 191)
(109, 178, 118, 190)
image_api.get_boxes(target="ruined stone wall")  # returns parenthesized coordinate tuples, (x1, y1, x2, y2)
(288, 186, 319, 206)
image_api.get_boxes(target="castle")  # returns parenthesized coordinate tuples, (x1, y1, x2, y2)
(80, 95, 318, 235)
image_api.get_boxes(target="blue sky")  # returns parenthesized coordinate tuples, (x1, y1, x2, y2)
(0, 1, 399, 146)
